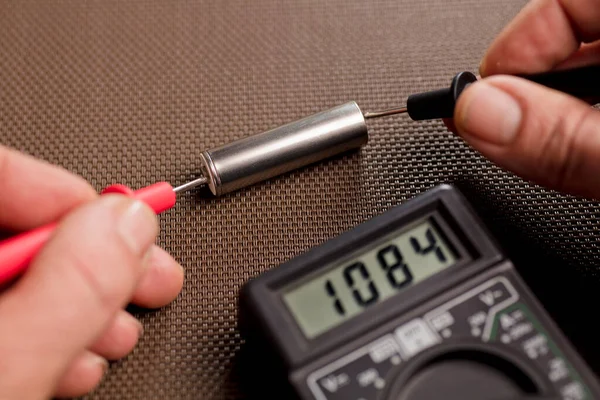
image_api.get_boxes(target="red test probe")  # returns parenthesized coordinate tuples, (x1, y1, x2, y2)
(0, 177, 207, 286)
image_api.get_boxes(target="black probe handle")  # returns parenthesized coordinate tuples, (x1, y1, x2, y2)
(406, 65, 600, 120)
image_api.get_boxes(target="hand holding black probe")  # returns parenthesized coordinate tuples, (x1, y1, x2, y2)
(431, 0, 600, 200)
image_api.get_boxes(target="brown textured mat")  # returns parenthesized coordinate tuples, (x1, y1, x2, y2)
(2, 0, 600, 399)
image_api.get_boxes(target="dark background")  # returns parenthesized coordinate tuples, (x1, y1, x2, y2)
(1, 0, 600, 399)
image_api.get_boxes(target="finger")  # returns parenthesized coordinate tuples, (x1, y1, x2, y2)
(480, 0, 600, 76)
(89, 311, 143, 360)
(0, 195, 157, 400)
(130, 246, 184, 309)
(556, 40, 600, 105)
(453, 75, 600, 198)
(0, 145, 97, 231)
(555, 40, 600, 70)
(53, 351, 108, 399)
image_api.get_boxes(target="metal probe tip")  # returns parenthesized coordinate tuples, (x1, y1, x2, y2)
(363, 106, 408, 119)
(173, 176, 208, 193)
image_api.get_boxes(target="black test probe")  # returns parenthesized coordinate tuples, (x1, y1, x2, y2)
(364, 65, 600, 121)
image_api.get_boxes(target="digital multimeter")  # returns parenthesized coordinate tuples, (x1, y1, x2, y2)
(238, 184, 600, 400)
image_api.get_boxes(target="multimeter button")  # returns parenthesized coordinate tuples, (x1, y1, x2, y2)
(383, 343, 556, 400)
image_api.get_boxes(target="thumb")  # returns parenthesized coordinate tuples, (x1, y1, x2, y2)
(0, 195, 157, 400)
(453, 75, 600, 198)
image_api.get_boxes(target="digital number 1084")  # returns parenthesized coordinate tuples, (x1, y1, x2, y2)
(325, 227, 447, 316)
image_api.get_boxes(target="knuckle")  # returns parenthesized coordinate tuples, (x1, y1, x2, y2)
(68, 241, 140, 313)
(65, 248, 116, 314)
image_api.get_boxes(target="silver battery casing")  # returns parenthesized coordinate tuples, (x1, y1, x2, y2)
(199, 101, 368, 196)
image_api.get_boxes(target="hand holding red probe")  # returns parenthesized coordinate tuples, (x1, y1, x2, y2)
(0, 145, 184, 399)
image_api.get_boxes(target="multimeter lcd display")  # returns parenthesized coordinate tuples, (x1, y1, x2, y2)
(282, 218, 458, 338)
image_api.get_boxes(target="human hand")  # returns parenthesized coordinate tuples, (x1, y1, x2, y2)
(448, 0, 600, 198)
(0, 145, 184, 399)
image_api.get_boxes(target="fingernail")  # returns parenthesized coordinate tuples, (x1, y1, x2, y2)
(87, 352, 109, 373)
(132, 317, 144, 337)
(457, 81, 522, 145)
(129, 314, 144, 336)
(121, 311, 144, 337)
(478, 58, 486, 75)
(116, 199, 158, 256)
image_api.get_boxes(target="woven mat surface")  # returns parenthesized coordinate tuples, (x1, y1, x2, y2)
(2, 0, 600, 399)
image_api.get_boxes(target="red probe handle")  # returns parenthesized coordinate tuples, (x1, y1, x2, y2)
(0, 182, 176, 285)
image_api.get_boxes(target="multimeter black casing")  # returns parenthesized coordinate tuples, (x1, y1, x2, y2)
(238, 184, 600, 399)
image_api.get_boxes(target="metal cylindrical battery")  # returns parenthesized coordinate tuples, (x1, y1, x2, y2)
(199, 101, 368, 196)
